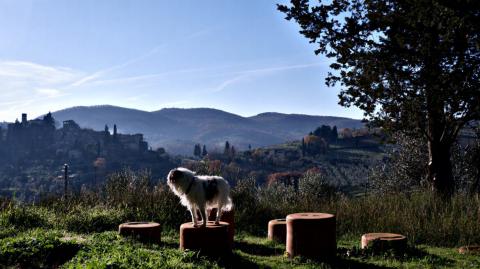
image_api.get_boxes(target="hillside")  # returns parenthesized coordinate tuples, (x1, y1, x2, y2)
(48, 105, 363, 154)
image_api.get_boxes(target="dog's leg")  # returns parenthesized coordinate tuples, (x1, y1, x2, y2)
(190, 205, 199, 227)
(215, 205, 223, 225)
(199, 205, 207, 227)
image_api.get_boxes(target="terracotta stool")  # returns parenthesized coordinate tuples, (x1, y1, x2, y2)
(208, 208, 235, 246)
(458, 245, 480, 255)
(180, 221, 231, 255)
(118, 222, 161, 243)
(361, 233, 407, 252)
(286, 213, 336, 259)
(268, 219, 287, 244)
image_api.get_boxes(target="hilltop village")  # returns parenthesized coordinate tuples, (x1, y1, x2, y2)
(0, 113, 175, 201)
(0, 113, 148, 161)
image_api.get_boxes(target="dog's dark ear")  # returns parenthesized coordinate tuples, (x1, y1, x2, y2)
(169, 169, 182, 182)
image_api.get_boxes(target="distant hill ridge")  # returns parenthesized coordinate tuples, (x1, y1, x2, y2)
(46, 105, 363, 154)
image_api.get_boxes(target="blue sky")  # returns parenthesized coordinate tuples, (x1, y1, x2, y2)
(0, 0, 363, 122)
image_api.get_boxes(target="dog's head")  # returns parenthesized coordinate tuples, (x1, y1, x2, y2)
(167, 167, 195, 192)
(167, 169, 183, 184)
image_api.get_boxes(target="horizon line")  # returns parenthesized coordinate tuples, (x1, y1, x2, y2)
(0, 104, 364, 123)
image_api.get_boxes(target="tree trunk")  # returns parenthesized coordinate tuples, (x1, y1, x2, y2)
(422, 27, 456, 196)
(427, 139, 454, 196)
(425, 83, 455, 196)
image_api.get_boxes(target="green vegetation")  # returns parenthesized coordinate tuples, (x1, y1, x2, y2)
(0, 227, 479, 268)
(279, 0, 480, 195)
(0, 169, 479, 268)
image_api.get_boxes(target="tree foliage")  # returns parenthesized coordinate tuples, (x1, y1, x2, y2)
(193, 144, 201, 157)
(202, 144, 208, 156)
(279, 0, 480, 195)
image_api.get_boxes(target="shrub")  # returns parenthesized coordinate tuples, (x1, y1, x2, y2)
(232, 172, 337, 235)
(297, 171, 337, 210)
(332, 192, 480, 247)
(0, 205, 52, 230)
(63, 207, 126, 233)
(369, 133, 429, 194)
(20, 168, 476, 247)
(0, 229, 80, 268)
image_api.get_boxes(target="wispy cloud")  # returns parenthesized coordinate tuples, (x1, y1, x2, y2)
(0, 60, 82, 120)
(213, 76, 248, 93)
(238, 62, 325, 75)
(87, 67, 205, 87)
(68, 30, 212, 88)
(35, 88, 63, 98)
(211, 62, 325, 93)
(69, 45, 165, 87)
(0, 61, 80, 84)
(0, 61, 82, 98)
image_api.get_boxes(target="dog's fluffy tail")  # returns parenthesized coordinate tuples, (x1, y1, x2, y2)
(222, 196, 233, 212)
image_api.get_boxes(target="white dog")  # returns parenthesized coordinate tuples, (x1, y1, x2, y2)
(167, 167, 233, 227)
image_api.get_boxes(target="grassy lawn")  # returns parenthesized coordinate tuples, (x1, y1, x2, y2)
(1, 228, 479, 268)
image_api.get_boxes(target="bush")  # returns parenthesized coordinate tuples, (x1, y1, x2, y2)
(297, 171, 337, 209)
(332, 192, 480, 247)
(0, 229, 80, 268)
(371, 131, 480, 195)
(63, 207, 127, 233)
(369, 133, 429, 194)
(0, 205, 52, 230)
(232, 175, 479, 246)
(104, 170, 187, 229)
(12, 168, 476, 247)
(232, 172, 337, 235)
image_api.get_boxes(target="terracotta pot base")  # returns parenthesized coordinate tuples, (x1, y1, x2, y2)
(286, 212, 336, 259)
(118, 222, 161, 244)
(180, 221, 231, 256)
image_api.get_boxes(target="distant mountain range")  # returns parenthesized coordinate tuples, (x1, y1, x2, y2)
(46, 105, 363, 154)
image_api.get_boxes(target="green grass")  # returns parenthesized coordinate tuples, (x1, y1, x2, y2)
(1, 177, 479, 268)
(0, 227, 478, 268)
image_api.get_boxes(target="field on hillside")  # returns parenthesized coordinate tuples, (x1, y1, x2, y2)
(223, 134, 386, 193)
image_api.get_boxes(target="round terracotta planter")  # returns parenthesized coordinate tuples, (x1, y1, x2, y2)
(268, 219, 287, 244)
(118, 222, 161, 243)
(286, 212, 336, 259)
(361, 233, 407, 252)
(208, 208, 235, 247)
(458, 245, 480, 255)
(180, 221, 231, 256)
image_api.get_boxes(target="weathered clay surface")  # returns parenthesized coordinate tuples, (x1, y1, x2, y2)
(268, 219, 287, 244)
(458, 245, 480, 255)
(286, 212, 336, 259)
(180, 221, 231, 255)
(118, 222, 161, 243)
(361, 233, 407, 252)
(208, 208, 235, 247)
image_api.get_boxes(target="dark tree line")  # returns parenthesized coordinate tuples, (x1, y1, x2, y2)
(312, 125, 338, 143)
(193, 144, 208, 157)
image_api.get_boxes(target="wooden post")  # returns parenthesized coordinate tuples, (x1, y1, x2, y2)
(63, 164, 68, 198)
